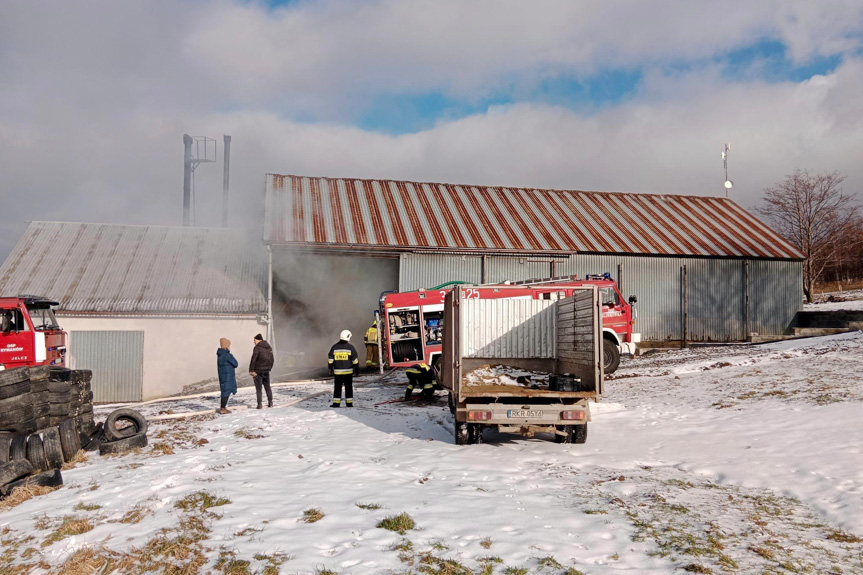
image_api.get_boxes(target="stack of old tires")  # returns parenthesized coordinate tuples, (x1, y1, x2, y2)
(0, 421, 81, 495)
(68, 369, 96, 433)
(0, 367, 38, 434)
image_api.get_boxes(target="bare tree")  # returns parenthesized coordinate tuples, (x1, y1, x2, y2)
(758, 170, 861, 302)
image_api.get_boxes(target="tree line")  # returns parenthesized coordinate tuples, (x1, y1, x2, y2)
(757, 170, 862, 303)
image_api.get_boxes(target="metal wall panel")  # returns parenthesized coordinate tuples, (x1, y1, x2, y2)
(401, 253, 802, 342)
(460, 298, 557, 358)
(69, 331, 144, 403)
(486, 257, 554, 284)
(400, 253, 481, 291)
(749, 259, 803, 336)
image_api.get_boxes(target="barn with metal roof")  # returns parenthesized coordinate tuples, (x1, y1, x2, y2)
(0, 221, 269, 400)
(264, 173, 803, 364)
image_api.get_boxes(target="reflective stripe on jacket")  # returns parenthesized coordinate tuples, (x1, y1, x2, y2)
(328, 340, 359, 375)
(364, 325, 378, 344)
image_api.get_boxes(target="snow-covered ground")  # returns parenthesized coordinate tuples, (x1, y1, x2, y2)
(3, 333, 863, 574)
(804, 288, 863, 311)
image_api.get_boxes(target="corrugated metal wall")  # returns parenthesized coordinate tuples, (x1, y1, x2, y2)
(401, 253, 802, 341)
(69, 331, 144, 402)
(460, 298, 557, 358)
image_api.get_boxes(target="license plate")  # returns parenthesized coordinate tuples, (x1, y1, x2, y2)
(507, 410, 543, 419)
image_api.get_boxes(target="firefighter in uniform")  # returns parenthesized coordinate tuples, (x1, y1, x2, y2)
(404, 363, 435, 400)
(328, 330, 359, 407)
(364, 319, 379, 370)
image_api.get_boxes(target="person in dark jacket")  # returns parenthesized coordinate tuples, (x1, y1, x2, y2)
(217, 337, 238, 414)
(404, 362, 435, 400)
(249, 333, 275, 409)
(327, 329, 359, 407)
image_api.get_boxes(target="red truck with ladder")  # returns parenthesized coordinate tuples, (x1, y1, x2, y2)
(0, 296, 67, 371)
(379, 274, 638, 374)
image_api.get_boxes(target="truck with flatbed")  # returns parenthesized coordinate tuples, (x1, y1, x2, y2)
(440, 284, 603, 445)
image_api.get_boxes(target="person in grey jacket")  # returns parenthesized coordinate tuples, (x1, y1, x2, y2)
(217, 337, 238, 414)
(249, 333, 275, 409)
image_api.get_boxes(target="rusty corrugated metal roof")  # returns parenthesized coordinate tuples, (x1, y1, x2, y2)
(0, 222, 268, 314)
(264, 174, 804, 259)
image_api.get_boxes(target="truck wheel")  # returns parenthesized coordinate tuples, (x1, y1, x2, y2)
(467, 423, 483, 445)
(447, 393, 456, 415)
(573, 423, 588, 444)
(103, 409, 148, 442)
(554, 425, 573, 444)
(603, 339, 620, 374)
(454, 421, 469, 445)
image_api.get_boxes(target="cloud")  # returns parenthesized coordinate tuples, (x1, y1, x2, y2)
(0, 0, 861, 261)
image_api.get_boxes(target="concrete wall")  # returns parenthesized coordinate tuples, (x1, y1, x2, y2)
(60, 315, 264, 400)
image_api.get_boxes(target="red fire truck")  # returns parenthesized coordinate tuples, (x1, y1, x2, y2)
(379, 275, 638, 374)
(0, 296, 67, 371)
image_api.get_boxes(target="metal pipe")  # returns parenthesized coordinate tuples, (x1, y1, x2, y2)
(222, 135, 231, 227)
(267, 245, 275, 358)
(682, 264, 688, 348)
(183, 134, 193, 226)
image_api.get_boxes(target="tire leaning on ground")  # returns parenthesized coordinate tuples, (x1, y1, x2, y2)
(81, 423, 104, 452)
(9, 436, 27, 461)
(603, 339, 621, 374)
(26, 434, 48, 473)
(0, 468, 62, 496)
(0, 435, 12, 463)
(58, 419, 81, 461)
(0, 459, 34, 486)
(41, 427, 64, 469)
(103, 409, 149, 442)
(99, 432, 148, 456)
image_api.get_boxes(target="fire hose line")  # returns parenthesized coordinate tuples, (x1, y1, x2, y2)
(127, 369, 399, 422)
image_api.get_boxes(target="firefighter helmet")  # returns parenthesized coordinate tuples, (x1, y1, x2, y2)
(340, 329, 352, 341)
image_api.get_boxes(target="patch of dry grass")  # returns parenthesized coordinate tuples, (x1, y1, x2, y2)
(42, 516, 94, 547)
(0, 485, 59, 512)
(377, 512, 416, 535)
(301, 508, 325, 523)
(61, 450, 88, 470)
(151, 442, 175, 456)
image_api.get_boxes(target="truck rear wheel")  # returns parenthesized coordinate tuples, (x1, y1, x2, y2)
(554, 425, 573, 444)
(603, 339, 620, 374)
(447, 392, 456, 414)
(467, 423, 483, 445)
(573, 422, 588, 444)
(454, 421, 469, 445)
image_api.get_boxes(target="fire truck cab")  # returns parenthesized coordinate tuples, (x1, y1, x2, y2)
(0, 296, 67, 371)
(380, 275, 639, 374)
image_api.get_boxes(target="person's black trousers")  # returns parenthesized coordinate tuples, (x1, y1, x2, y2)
(254, 371, 273, 406)
(333, 374, 354, 405)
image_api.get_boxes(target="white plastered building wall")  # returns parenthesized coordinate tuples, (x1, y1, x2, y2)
(61, 315, 264, 400)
